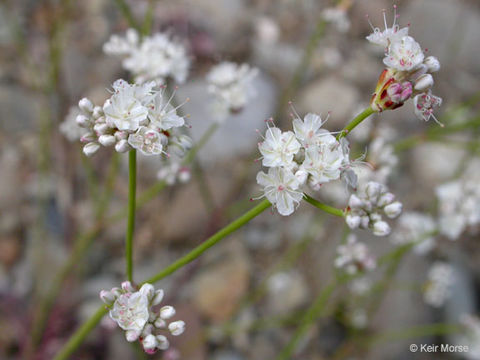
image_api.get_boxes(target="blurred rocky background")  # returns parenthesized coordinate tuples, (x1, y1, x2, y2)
(0, 0, 479, 359)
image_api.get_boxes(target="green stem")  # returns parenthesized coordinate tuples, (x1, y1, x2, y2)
(114, 0, 139, 30)
(53, 199, 271, 360)
(337, 107, 375, 140)
(303, 193, 344, 217)
(126, 150, 137, 282)
(143, 199, 271, 284)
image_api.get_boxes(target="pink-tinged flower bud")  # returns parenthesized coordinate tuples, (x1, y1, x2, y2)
(346, 214, 361, 229)
(370, 69, 413, 112)
(142, 334, 158, 354)
(92, 106, 104, 119)
(154, 317, 166, 328)
(80, 132, 95, 143)
(139, 283, 155, 300)
(98, 135, 116, 147)
(348, 194, 364, 209)
(76, 114, 91, 128)
(373, 221, 391, 236)
(121, 281, 135, 292)
(156, 335, 170, 350)
(424, 56, 440, 73)
(111, 287, 122, 297)
(83, 142, 100, 157)
(99, 290, 116, 305)
(125, 329, 141, 342)
(114, 130, 128, 140)
(78, 98, 94, 114)
(384, 201, 402, 218)
(115, 139, 130, 153)
(168, 320, 186, 336)
(152, 289, 165, 306)
(377, 192, 395, 207)
(387, 81, 412, 103)
(365, 182, 382, 200)
(160, 306, 176, 320)
(93, 123, 109, 135)
(414, 74, 434, 92)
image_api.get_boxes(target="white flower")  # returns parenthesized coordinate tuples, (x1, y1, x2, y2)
(335, 234, 376, 274)
(413, 92, 443, 123)
(392, 212, 437, 255)
(256, 167, 303, 216)
(148, 92, 185, 131)
(302, 144, 344, 186)
(128, 126, 166, 156)
(383, 36, 424, 72)
(206, 62, 258, 118)
(60, 107, 84, 142)
(423, 262, 454, 308)
(109, 292, 150, 331)
(168, 320, 186, 336)
(292, 113, 332, 148)
(258, 127, 301, 168)
(103, 28, 139, 55)
(366, 6, 409, 48)
(103, 88, 149, 132)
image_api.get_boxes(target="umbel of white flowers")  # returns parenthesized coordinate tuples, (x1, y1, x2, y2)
(254, 113, 361, 216)
(75, 79, 192, 158)
(366, 5, 443, 125)
(100, 281, 185, 354)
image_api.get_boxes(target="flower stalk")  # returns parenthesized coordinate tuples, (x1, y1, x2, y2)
(337, 106, 375, 140)
(126, 149, 137, 282)
(303, 193, 344, 217)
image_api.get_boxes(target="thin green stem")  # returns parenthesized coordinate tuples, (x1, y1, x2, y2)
(303, 193, 344, 217)
(337, 107, 375, 140)
(53, 199, 271, 360)
(126, 150, 137, 282)
(114, 0, 139, 30)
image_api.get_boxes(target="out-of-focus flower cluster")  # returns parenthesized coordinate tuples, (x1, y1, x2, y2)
(335, 234, 376, 274)
(100, 281, 185, 354)
(345, 181, 402, 236)
(367, 6, 442, 124)
(206, 61, 259, 121)
(423, 261, 454, 308)
(103, 29, 190, 85)
(73, 79, 191, 157)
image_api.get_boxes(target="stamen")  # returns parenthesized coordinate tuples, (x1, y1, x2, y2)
(289, 101, 302, 120)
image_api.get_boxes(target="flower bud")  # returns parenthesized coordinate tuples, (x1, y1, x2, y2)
(125, 329, 141, 342)
(345, 214, 361, 229)
(377, 192, 395, 207)
(98, 134, 116, 147)
(156, 335, 170, 350)
(384, 201, 403, 218)
(142, 334, 158, 354)
(168, 320, 186, 336)
(152, 289, 165, 306)
(414, 74, 434, 92)
(80, 132, 95, 143)
(83, 142, 100, 157)
(160, 306, 176, 320)
(114, 130, 128, 140)
(295, 169, 308, 185)
(365, 182, 382, 200)
(141, 324, 154, 337)
(121, 281, 135, 292)
(154, 317, 166, 328)
(372, 221, 391, 236)
(139, 283, 155, 300)
(348, 194, 364, 209)
(115, 139, 130, 153)
(424, 56, 440, 73)
(92, 106, 104, 119)
(360, 215, 370, 229)
(178, 135, 193, 150)
(76, 114, 91, 128)
(99, 290, 116, 305)
(111, 287, 122, 297)
(93, 123, 109, 135)
(78, 98, 94, 114)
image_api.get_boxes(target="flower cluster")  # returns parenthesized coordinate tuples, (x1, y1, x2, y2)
(59, 106, 83, 142)
(423, 261, 454, 308)
(206, 61, 259, 121)
(157, 160, 191, 185)
(104, 28, 190, 85)
(255, 113, 354, 216)
(391, 212, 437, 255)
(75, 79, 192, 157)
(334, 234, 376, 274)
(367, 6, 442, 124)
(345, 181, 402, 236)
(100, 281, 185, 354)
(435, 178, 480, 240)
(458, 314, 480, 360)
